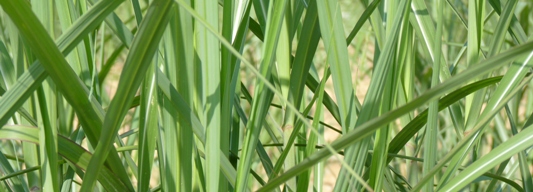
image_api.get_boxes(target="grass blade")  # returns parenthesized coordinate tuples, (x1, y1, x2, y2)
(80, 0, 173, 190)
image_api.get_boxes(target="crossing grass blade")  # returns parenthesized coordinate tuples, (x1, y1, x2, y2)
(436, 1, 531, 188)
(412, 74, 533, 191)
(269, 0, 320, 182)
(438, 104, 533, 191)
(258, 41, 533, 191)
(79, 0, 173, 190)
(0, 125, 130, 191)
(235, 1, 286, 190)
(0, 0, 134, 190)
(334, 0, 411, 190)
(388, 76, 503, 156)
(505, 106, 533, 191)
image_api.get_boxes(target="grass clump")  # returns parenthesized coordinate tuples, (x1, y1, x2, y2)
(0, 0, 532, 191)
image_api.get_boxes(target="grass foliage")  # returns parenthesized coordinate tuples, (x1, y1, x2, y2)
(0, 0, 533, 191)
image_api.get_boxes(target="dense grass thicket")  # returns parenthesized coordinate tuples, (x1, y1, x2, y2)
(1, 0, 533, 191)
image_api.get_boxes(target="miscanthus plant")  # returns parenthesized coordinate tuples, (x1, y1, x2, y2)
(0, 0, 533, 191)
